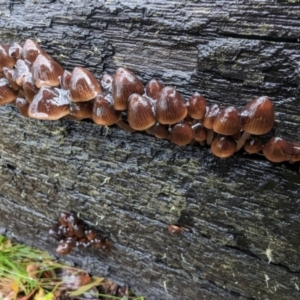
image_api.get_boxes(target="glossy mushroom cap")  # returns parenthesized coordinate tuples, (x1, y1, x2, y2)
(21, 39, 50, 63)
(213, 106, 241, 136)
(236, 96, 275, 151)
(194, 125, 208, 144)
(0, 45, 16, 71)
(112, 67, 144, 110)
(211, 135, 237, 158)
(69, 67, 102, 102)
(32, 54, 64, 88)
(169, 123, 195, 146)
(241, 96, 275, 135)
(92, 94, 121, 126)
(127, 94, 156, 130)
(145, 79, 164, 100)
(0, 78, 18, 105)
(263, 137, 291, 163)
(244, 137, 263, 154)
(28, 87, 71, 120)
(156, 86, 187, 125)
(187, 92, 207, 120)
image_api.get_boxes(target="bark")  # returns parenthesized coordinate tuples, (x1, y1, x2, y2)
(1, 1, 300, 299)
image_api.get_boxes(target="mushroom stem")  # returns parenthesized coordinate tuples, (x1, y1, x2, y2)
(116, 120, 136, 133)
(236, 131, 251, 151)
(206, 129, 214, 145)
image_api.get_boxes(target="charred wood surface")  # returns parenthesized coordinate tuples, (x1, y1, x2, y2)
(1, 1, 300, 299)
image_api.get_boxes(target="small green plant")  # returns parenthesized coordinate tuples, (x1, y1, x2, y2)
(0, 235, 145, 300)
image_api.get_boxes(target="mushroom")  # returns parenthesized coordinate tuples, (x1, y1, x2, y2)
(127, 94, 156, 130)
(28, 87, 71, 120)
(187, 92, 207, 120)
(60, 70, 71, 90)
(156, 86, 187, 125)
(145, 79, 164, 100)
(32, 54, 64, 88)
(244, 137, 263, 154)
(262, 137, 291, 163)
(211, 135, 237, 158)
(92, 94, 121, 126)
(146, 122, 169, 139)
(69, 67, 102, 102)
(194, 125, 208, 146)
(112, 67, 144, 110)
(202, 104, 220, 145)
(0, 78, 18, 105)
(169, 122, 195, 146)
(236, 96, 275, 151)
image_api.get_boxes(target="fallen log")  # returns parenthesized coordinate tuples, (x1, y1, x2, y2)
(0, 1, 300, 299)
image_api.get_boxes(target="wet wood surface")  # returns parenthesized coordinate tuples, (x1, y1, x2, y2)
(0, 1, 300, 299)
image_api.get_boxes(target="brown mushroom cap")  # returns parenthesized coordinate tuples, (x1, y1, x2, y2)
(244, 137, 263, 154)
(0, 45, 16, 71)
(21, 39, 50, 63)
(145, 79, 164, 100)
(92, 94, 121, 126)
(22, 73, 39, 103)
(241, 96, 275, 135)
(0, 78, 18, 105)
(213, 106, 241, 135)
(112, 67, 144, 110)
(69, 67, 102, 102)
(3, 67, 19, 91)
(202, 104, 220, 130)
(211, 135, 237, 158)
(263, 137, 292, 163)
(187, 92, 207, 120)
(127, 94, 156, 130)
(156, 86, 187, 125)
(194, 125, 208, 143)
(169, 123, 195, 146)
(28, 87, 71, 120)
(32, 54, 64, 88)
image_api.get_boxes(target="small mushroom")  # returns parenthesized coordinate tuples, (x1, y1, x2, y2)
(263, 137, 292, 163)
(244, 137, 263, 154)
(32, 54, 64, 88)
(92, 94, 121, 126)
(202, 104, 220, 145)
(112, 67, 144, 110)
(169, 122, 195, 146)
(211, 135, 237, 158)
(69, 67, 102, 102)
(156, 86, 187, 125)
(127, 94, 156, 130)
(145, 79, 164, 100)
(236, 96, 275, 151)
(28, 87, 71, 120)
(0, 78, 18, 105)
(187, 92, 207, 120)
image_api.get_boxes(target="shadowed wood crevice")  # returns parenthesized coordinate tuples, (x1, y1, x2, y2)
(1, 1, 300, 300)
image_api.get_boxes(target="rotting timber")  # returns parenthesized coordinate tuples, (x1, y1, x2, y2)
(0, 1, 300, 300)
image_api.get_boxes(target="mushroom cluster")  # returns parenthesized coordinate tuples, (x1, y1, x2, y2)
(49, 212, 110, 255)
(0, 39, 299, 172)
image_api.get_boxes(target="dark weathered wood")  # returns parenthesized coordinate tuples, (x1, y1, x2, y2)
(1, 1, 300, 299)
